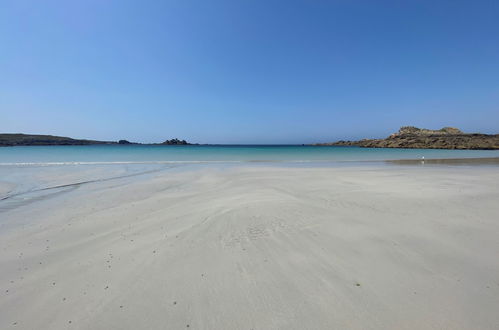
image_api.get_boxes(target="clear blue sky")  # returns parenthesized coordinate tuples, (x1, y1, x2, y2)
(1, 0, 498, 144)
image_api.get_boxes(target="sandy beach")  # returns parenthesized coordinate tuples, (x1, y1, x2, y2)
(1, 163, 498, 330)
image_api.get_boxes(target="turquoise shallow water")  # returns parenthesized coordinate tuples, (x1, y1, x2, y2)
(0, 145, 498, 164)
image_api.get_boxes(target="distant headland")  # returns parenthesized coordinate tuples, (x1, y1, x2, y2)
(315, 126, 499, 150)
(0, 134, 196, 147)
(3, 127, 499, 149)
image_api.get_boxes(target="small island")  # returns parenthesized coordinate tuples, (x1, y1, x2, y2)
(315, 126, 499, 150)
(161, 138, 192, 145)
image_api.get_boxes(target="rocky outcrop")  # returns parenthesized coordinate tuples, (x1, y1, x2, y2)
(389, 126, 463, 137)
(0, 134, 116, 146)
(161, 138, 191, 145)
(316, 127, 499, 150)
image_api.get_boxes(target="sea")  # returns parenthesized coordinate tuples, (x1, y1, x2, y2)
(1, 145, 498, 213)
(1, 144, 498, 165)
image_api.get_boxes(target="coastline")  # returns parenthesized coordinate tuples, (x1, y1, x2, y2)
(314, 127, 499, 150)
(0, 155, 498, 167)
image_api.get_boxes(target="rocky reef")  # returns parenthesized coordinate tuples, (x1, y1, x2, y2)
(161, 138, 192, 145)
(316, 127, 499, 150)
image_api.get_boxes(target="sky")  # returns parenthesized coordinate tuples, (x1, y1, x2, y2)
(1, 0, 498, 144)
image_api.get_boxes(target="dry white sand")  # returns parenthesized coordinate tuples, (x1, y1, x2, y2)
(1, 164, 498, 329)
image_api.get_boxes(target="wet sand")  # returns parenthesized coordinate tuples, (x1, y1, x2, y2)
(386, 156, 499, 165)
(1, 164, 499, 329)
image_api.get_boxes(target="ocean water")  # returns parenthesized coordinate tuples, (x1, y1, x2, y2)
(1, 145, 498, 211)
(0, 145, 498, 164)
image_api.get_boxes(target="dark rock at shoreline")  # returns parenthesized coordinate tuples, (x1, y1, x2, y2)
(118, 140, 132, 144)
(0, 134, 116, 146)
(315, 126, 499, 150)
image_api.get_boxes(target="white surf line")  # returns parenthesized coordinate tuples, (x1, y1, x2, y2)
(0, 160, 247, 166)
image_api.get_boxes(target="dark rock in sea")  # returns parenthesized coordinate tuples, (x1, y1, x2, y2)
(314, 126, 499, 150)
(161, 138, 191, 145)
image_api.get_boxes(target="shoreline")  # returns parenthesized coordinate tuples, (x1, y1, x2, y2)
(1, 158, 498, 210)
(0, 156, 498, 166)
